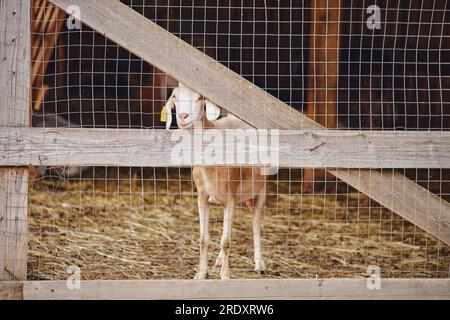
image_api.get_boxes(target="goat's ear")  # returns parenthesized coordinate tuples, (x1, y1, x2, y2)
(165, 97, 174, 130)
(205, 99, 221, 121)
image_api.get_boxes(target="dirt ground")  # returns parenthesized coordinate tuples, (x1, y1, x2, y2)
(27, 168, 449, 280)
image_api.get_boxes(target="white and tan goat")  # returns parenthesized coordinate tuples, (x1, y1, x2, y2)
(165, 83, 266, 279)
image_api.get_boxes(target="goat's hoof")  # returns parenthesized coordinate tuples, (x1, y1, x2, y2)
(220, 272, 231, 280)
(215, 251, 225, 267)
(255, 269, 266, 275)
(214, 258, 223, 267)
(254, 260, 266, 274)
(194, 271, 208, 280)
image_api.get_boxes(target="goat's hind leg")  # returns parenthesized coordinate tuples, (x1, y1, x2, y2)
(194, 191, 209, 280)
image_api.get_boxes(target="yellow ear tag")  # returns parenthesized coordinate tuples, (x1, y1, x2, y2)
(160, 105, 167, 122)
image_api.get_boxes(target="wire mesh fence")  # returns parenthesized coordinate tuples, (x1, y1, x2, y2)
(23, 0, 450, 281)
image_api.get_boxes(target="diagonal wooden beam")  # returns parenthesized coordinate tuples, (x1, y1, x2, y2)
(47, 0, 450, 246)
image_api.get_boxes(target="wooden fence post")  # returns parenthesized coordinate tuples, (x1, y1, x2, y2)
(304, 0, 341, 192)
(0, 0, 31, 284)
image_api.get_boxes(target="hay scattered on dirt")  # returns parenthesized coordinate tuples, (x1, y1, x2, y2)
(28, 169, 449, 280)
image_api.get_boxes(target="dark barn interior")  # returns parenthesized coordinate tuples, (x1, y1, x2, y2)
(34, 0, 450, 130)
(339, 0, 449, 131)
(35, 0, 309, 129)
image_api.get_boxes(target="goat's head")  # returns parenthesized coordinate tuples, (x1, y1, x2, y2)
(165, 83, 221, 130)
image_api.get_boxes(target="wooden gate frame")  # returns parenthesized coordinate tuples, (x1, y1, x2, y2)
(0, 0, 449, 299)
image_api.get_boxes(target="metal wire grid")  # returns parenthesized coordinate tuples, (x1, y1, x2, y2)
(26, 0, 449, 280)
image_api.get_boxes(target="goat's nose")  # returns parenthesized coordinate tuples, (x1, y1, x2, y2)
(178, 113, 189, 120)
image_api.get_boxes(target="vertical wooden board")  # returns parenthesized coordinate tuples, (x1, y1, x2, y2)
(304, 0, 341, 192)
(0, 0, 31, 127)
(0, 0, 31, 282)
(0, 169, 28, 281)
(307, 0, 340, 127)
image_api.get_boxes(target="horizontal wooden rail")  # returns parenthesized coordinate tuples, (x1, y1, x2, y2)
(8, 279, 447, 300)
(1, 128, 449, 168)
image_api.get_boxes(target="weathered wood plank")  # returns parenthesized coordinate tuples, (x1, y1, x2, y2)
(0, 281, 23, 300)
(0, 128, 450, 169)
(46, 0, 450, 246)
(0, 0, 30, 127)
(22, 279, 450, 300)
(0, 0, 30, 282)
(0, 168, 28, 281)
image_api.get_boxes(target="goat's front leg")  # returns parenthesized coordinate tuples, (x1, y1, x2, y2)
(253, 185, 266, 273)
(215, 199, 235, 280)
(194, 191, 209, 280)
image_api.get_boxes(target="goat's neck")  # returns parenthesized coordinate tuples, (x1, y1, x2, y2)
(203, 117, 216, 129)
(192, 115, 215, 129)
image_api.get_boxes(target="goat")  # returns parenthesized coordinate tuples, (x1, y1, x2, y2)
(165, 83, 266, 279)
